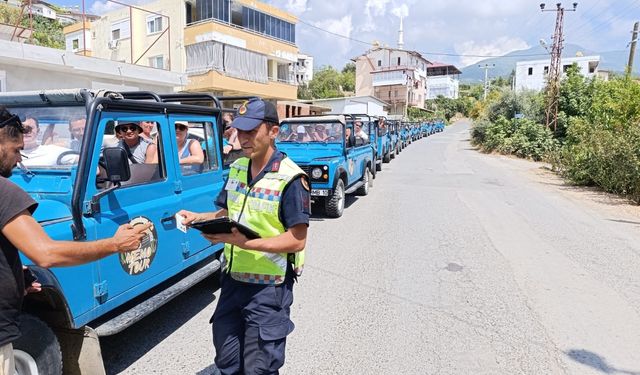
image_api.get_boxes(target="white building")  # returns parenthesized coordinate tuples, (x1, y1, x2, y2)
(0, 39, 184, 93)
(29, 1, 57, 20)
(309, 96, 389, 117)
(292, 53, 313, 86)
(515, 55, 601, 92)
(426, 62, 461, 99)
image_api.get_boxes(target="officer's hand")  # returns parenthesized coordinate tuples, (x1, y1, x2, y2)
(176, 210, 200, 226)
(202, 228, 248, 248)
(113, 223, 151, 252)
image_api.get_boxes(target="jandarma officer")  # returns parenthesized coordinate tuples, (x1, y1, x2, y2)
(178, 98, 310, 375)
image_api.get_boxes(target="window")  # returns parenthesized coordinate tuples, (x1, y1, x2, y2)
(172, 120, 217, 176)
(147, 16, 163, 34)
(72, 39, 79, 50)
(110, 19, 130, 41)
(528, 67, 533, 75)
(377, 60, 381, 67)
(194, 0, 229, 23)
(544, 66, 549, 75)
(395, 90, 398, 97)
(563, 64, 571, 72)
(397, 57, 401, 65)
(149, 56, 164, 69)
(98, 118, 165, 189)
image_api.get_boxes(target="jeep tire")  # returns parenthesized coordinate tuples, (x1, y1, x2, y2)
(356, 167, 371, 196)
(383, 150, 391, 163)
(13, 314, 63, 375)
(325, 179, 345, 218)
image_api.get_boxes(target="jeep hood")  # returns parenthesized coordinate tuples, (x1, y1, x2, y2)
(279, 144, 343, 163)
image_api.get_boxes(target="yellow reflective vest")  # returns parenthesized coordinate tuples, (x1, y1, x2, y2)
(224, 156, 306, 285)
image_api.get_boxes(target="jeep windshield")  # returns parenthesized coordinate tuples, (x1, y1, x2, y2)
(10, 106, 86, 171)
(277, 122, 343, 143)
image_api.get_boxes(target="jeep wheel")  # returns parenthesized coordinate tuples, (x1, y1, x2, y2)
(14, 314, 63, 375)
(356, 167, 371, 196)
(383, 151, 391, 163)
(375, 160, 382, 172)
(325, 179, 345, 218)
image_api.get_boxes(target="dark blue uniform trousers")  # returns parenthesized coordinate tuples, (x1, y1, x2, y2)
(212, 272, 295, 375)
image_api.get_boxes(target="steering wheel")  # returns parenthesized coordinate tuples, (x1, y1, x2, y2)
(56, 150, 80, 165)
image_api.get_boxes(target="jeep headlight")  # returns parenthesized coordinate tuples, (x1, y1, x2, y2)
(311, 167, 323, 179)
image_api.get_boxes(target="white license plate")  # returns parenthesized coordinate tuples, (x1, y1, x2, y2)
(311, 189, 329, 197)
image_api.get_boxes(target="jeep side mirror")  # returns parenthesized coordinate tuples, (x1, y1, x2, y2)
(103, 147, 131, 183)
(88, 147, 131, 215)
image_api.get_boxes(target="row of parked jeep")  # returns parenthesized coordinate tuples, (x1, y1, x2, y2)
(276, 114, 446, 217)
(0, 89, 444, 373)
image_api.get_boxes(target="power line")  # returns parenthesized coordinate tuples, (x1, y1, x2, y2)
(297, 14, 625, 61)
(296, 18, 551, 59)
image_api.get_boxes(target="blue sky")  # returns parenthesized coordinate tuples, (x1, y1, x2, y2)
(52, 0, 640, 69)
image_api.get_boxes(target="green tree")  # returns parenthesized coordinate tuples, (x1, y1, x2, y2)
(0, 4, 64, 49)
(307, 66, 343, 99)
(340, 62, 356, 93)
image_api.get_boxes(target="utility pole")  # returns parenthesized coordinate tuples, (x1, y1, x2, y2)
(540, 2, 577, 132)
(627, 21, 639, 76)
(478, 63, 495, 100)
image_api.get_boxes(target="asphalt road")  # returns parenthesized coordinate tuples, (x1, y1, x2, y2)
(101, 120, 640, 374)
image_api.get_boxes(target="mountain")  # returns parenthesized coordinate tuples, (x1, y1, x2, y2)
(459, 44, 639, 83)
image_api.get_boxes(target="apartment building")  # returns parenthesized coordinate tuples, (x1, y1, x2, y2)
(426, 62, 461, 99)
(293, 53, 313, 86)
(354, 45, 430, 119)
(184, 0, 299, 100)
(515, 55, 601, 92)
(62, 0, 301, 100)
(63, 0, 186, 75)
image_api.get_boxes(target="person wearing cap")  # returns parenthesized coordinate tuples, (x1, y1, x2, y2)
(115, 121, 156, 164)
(0, 107, 150, 374)
(178, 98, 310, 375)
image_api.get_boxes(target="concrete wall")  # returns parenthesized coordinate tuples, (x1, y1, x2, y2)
(0, 63, 173, 93)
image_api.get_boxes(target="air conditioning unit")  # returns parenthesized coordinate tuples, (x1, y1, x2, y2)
(108, 40, 119, 49)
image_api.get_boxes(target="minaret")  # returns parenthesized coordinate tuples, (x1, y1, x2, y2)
(398, 16, 404, 50)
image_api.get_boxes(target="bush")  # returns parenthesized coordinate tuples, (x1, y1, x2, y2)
(473, 116, 557, 161)
(555, 116, 640, 203)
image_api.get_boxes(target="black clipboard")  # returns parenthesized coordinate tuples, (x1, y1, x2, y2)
(190, 217, 261, 239)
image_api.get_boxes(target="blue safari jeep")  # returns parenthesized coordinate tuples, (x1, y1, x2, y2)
(3, 89, 228, 373)
(276, 115, 375, 218)
(373, 116, 392, 170)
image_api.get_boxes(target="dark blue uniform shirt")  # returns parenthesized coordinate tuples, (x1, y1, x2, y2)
(215, 151, 310, 229)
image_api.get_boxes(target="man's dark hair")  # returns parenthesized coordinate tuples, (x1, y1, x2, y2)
(0, 106, 27, 141)
(23, 115, 39, 129)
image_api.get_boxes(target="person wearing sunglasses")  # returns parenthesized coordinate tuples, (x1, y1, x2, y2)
(20, 116, 77, 167)
(115, 122, 156, 164)
(174, 121, 204, 165)
(0, 107, 151, 374)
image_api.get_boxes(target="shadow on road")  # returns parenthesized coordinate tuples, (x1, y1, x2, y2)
(101, 276, 219, 374)
(309, 196, 360, 221)
(566, 349, 640, 375)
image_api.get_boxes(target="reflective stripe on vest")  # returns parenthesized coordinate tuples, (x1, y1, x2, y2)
(224, 156, 306, 285)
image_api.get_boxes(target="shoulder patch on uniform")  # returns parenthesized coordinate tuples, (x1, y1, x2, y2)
(300, 176, 310, 191)
(271, 160, 281, 172)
